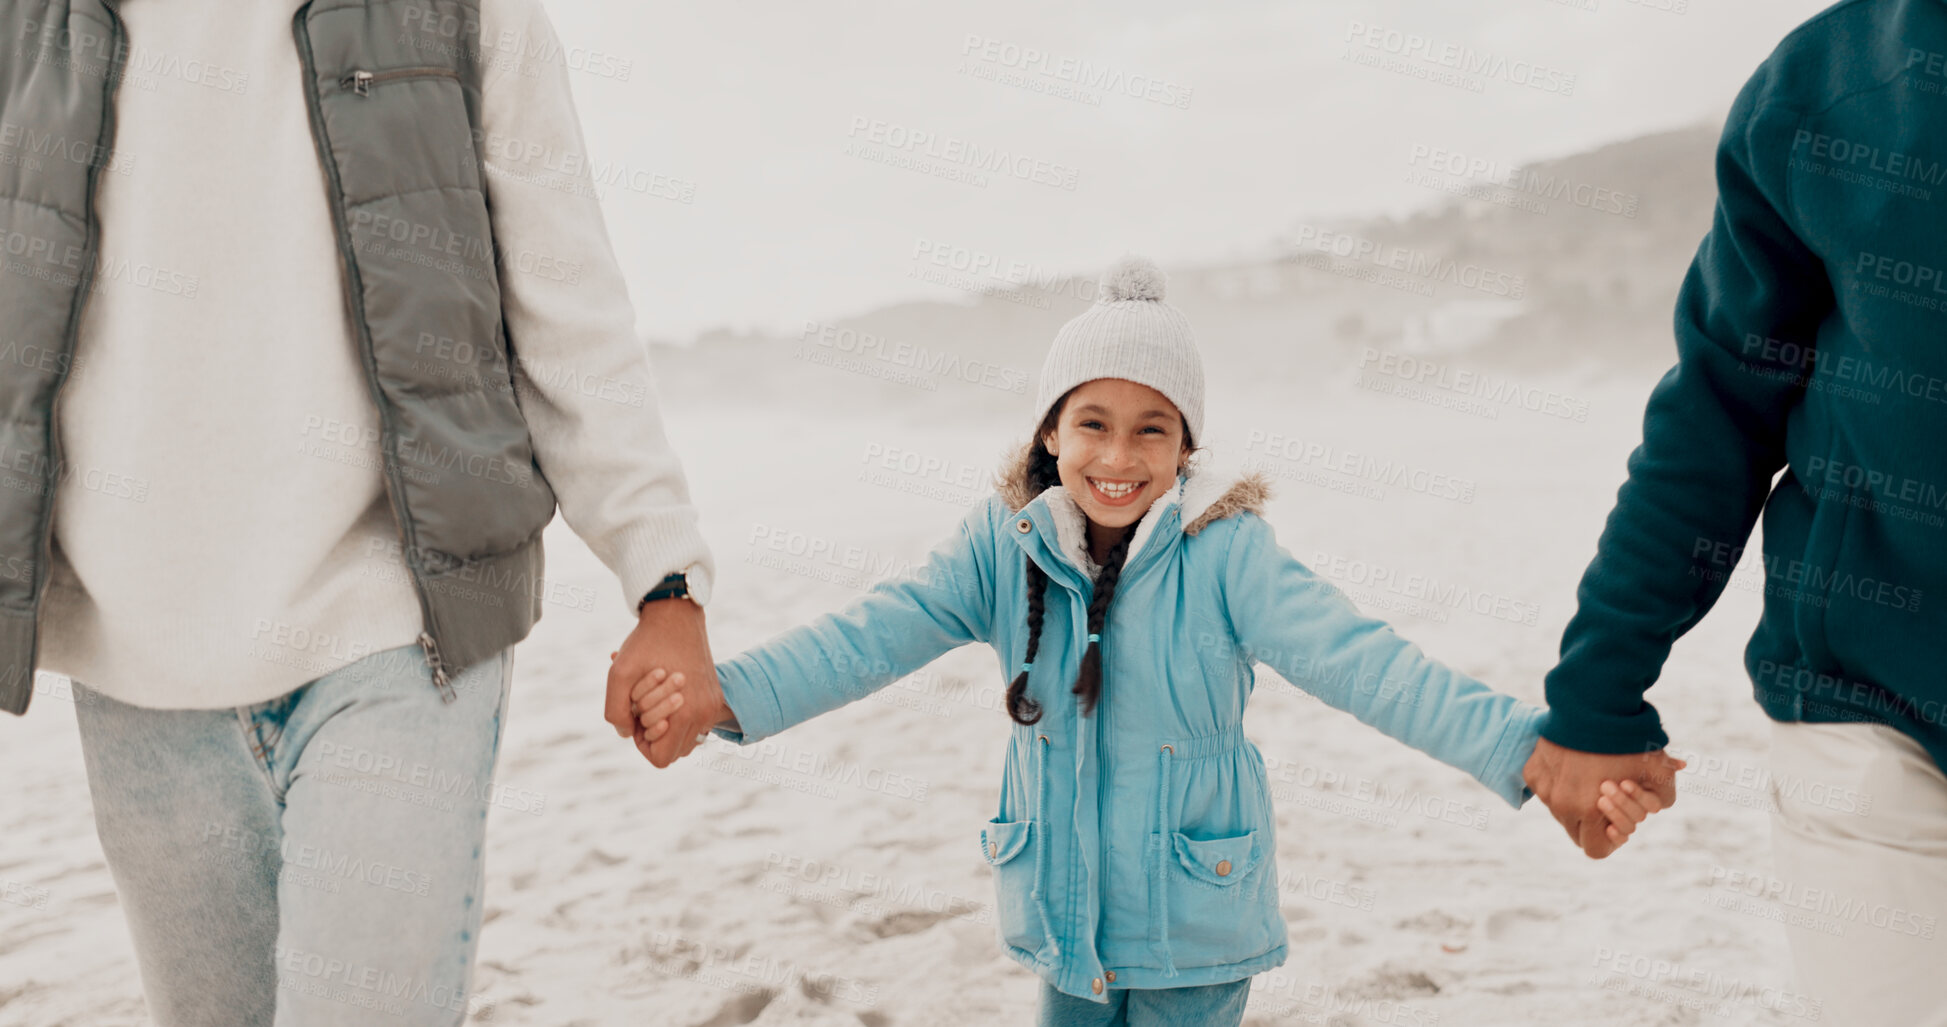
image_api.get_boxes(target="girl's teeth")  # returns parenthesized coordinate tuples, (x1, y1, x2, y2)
(1092, 480, 1138, 497)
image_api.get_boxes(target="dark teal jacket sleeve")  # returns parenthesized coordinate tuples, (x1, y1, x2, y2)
(1543, 63, 1834, 754)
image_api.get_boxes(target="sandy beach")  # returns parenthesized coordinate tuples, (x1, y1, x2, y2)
(0, 359, 1814, 1026)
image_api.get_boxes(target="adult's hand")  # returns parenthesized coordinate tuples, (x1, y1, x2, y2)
(604, 597, 724, 768)
(1524, 737, 1687, 858)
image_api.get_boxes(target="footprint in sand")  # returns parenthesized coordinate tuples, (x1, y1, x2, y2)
(1395, 909, 1472, 934)
(1484, 906, 1562, 945)
(860, 907, 956, 939)
(1336, 964, 1442, 1001)
(732, 985, 890, 1027)
(572, 846, 629, 871)
(1286, 922, 1332, 945)
(1394, 908, 1472, 952)
(692, 988, 777, 1026)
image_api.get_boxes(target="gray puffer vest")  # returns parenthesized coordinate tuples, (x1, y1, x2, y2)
(0, 0, 558, 712)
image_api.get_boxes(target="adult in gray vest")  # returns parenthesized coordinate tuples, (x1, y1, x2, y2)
(0, 1, 724, 1023)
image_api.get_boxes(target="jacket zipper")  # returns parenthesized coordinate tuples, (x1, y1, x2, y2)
(1093, 603, 1112, 967)
(340, 67, 459, 97)
(294, 6, 455, 701)
(1117, 506, 1180, 581)
(31, 6, 130, 688)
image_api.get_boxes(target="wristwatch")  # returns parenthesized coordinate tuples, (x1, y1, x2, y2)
(636, 570, 701, 615)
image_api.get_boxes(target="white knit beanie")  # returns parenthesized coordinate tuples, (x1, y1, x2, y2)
(1031, 256, 1205, 444)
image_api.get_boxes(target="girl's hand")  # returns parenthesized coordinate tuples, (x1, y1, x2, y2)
(1594, 779, 1664, 848)
(630, 666, 687, 743)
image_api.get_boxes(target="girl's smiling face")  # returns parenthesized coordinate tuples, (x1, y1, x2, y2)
(1042, 378, 1191, 542)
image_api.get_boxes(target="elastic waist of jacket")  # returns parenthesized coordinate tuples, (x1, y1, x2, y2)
(1023, 722, 1246, 760)
(1147, 724, 1248, 760)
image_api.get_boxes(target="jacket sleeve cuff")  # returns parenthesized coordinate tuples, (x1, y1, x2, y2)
(613, 520, 716, 616)
(1480, 704, 1549, 809)
(711, 655, 785, 745)
(1537, 705, 1670, 757)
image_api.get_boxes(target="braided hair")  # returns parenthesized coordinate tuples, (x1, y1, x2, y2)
(1070, 526, 1135, 717)
(1004, 438, 1062, 725)
(1005, 398, 1177, 724)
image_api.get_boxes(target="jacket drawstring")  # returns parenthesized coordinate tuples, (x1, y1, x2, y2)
(1032, 733, 1061, 960)
(1154, 743, 1179, 977)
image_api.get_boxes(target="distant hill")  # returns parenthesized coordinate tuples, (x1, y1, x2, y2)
(1358, 122, 1722, 368)
(650, 122, 1723, 415)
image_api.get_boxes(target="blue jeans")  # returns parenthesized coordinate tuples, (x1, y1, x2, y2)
(71, 641, 515, 1027)
(1037, 978, 1253, 1027)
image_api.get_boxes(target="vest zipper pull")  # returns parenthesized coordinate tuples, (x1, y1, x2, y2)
(419, 630, 457, 703)
(342, 70, 373, 97)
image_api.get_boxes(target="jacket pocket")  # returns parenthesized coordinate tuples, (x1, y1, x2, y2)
(1150, 828, 1279, 967)
(1171, 830, 1261, 885)
(979, 817, 1042, 953)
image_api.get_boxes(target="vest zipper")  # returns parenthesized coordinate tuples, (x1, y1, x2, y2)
(419, 629, 451, 699)
(294, 5, 456, 703)
(340, 67, 460, 97)
(32, 7, 130, 691)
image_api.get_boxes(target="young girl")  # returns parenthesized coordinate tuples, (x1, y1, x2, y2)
(630, 258, 1662, 1026)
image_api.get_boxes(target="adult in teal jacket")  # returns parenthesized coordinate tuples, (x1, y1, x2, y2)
(1530, 1, 1947, 1021)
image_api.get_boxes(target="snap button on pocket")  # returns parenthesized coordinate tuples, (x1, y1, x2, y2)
(981, 819, 1031, 865)
(1171, 830, 1260, 886)
(1104, 970, 1117, 983)
(1016, 518, 1032, 534)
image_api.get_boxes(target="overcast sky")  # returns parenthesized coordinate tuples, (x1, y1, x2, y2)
(544, 0, 1836, 342)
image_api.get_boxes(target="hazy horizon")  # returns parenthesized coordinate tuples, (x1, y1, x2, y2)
(545, 1, 1837, 343)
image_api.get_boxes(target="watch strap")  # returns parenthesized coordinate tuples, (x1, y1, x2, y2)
(636, 571, 690, 615)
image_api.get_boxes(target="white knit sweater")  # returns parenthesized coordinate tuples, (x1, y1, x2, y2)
(36, 0, 713, 709)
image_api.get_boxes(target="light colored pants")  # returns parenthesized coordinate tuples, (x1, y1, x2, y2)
(1036, 977, 1252, 1027)
(1768, 719, 1947, 1027)
(72, 641, 515, 1027)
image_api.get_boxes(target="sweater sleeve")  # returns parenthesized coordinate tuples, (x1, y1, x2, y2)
(710, 503, 999, 745)
(1220, 514, 1545, 809)
(476, 0, 714, 617)
(1541, 63, 1832, 754)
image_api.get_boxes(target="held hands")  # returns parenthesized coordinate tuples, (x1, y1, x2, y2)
(629, 668, 735, 762)
(1523, 737, 1688, 858)
(604, 597, 727, 768)
(627, 667, 687, 741)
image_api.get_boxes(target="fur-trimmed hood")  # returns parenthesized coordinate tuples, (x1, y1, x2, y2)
(994, 441, 1271, 538)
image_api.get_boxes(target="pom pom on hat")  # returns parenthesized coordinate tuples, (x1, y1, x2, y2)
(1100, 256, 1167, 302)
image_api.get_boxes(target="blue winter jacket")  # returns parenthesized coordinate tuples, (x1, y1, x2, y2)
(712, 450, 1547, 1002)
